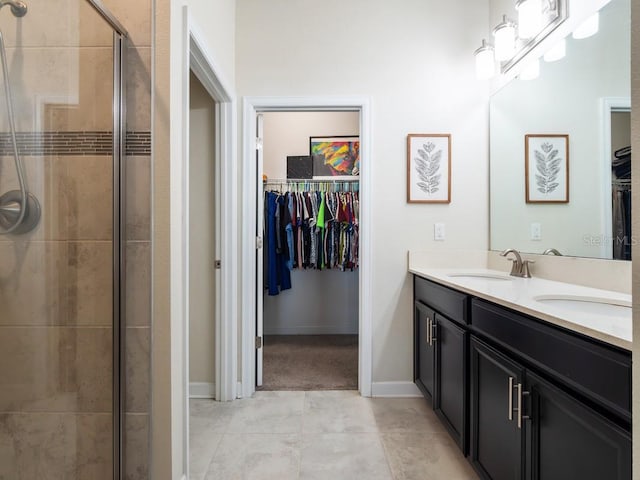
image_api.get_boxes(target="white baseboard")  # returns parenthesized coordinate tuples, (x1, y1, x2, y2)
(189, 382, 216, 399)
(371, 381, 422, 398)
(264, 326, 358, 335)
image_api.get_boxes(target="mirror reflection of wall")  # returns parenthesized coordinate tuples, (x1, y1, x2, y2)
(489, 0, 630, 259)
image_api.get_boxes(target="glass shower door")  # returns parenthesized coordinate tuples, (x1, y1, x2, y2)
(0, 1, 123, 478)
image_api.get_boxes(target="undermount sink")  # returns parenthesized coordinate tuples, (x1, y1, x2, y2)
(447, 273, 512, 282)
(532, 294, 631, 318)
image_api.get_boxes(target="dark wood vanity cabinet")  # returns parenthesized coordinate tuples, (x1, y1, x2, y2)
(414, 301, 435, 398)
(470, 336, 631, 480)
(470, 337, 525, 480)
(526, 370, 631, 480)
(433, 314, 467, 452)
(413, 275, 632, 480)
(414, 277, 468, 453)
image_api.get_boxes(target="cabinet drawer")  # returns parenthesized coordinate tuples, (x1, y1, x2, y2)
(414, 276, 469, 325)
(471, 298, 631, 422)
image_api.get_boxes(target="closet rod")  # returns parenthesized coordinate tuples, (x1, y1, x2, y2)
(264, 178, 360, 183)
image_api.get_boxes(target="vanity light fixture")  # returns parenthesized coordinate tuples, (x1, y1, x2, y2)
(516, 0, 543, 39)
(473, 0, 564, 79)
(493, 15, 517, 61)
(474, 39, 495, 80)
(543, 38, 566, 62)
(519, 58, 540, 80)
(572, 12, 599, 40)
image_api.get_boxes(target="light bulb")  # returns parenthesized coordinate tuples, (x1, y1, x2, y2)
(493, 15, 517, 61)
(516, 0, 542, 39)
(572, 12, 599, 39)
(543, 38, 566, 62)
(474, 40, 495, 80)
(520, 58, 540, 80)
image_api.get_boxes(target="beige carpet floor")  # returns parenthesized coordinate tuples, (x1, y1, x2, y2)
(260, 335, 358, 391)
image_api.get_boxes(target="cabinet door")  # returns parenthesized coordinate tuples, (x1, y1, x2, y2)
(414, 301, 435, 399)
(526, 371, 631, 480)
(470, 337, 525, 480)
(434, 314, 467, 453)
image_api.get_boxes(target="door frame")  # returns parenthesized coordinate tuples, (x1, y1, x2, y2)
(188, 20, 238, 404)
(240, 96, 373, 398)
(177, 10, 239, 480)
(601, 97, 631, 259)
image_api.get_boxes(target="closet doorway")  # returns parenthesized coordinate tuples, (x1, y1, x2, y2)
(241, 97, 373, 398)
(188, 71, 220, 399)
(259, 111, 360, 390)
(602, 98, 631, 260)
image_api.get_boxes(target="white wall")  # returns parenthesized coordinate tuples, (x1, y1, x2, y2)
(237, 0, 490, 383)
(186, 0, 236, 87)
(262, 111, 359, 335)
(189, 72, 217, 386)
(263, 111, 359, 179)
(490, 0, 630, 258)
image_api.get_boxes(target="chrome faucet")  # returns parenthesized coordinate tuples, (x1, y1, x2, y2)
(542, 248, 562, 256)
(500, 248, 534, 278)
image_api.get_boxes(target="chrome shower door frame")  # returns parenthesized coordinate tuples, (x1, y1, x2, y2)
(85, 1, 129, 478)
(112, 30, 126, 480)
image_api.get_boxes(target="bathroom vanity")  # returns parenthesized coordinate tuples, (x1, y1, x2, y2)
(411, 268, 631, 480)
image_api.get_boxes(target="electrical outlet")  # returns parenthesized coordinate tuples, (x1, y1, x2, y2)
(434, 223, 446, 241)
(531, 223, 541, 241)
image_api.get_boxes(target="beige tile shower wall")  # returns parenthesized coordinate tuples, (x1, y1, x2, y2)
(0, 1, 111, 48)
(0, 46, 114, 132)
(0, 151, 115, 476)
(0, 0, 152, 478)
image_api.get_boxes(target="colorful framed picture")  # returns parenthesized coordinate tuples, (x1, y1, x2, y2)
(525, 134, 569, 203)
(407, 134, 451, 203)
(310, 136, 360, 179)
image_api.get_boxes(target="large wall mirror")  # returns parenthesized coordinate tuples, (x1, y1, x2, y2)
(489, 0, 630, 259)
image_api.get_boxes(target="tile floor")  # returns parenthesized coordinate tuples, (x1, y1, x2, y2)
(189, 391, 479, 480)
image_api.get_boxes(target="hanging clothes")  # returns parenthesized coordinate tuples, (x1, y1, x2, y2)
(612, 183, 632, 261)
(265, 191, 292, 295)
(263, 182, 359, 295)
(612, 145, 631, 261)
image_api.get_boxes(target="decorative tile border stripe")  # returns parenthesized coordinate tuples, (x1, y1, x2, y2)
(126, 131, 152, 156)
(0, 131, 151, 156)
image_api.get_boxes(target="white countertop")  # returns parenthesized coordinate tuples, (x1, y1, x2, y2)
(409, 266, 632, 351)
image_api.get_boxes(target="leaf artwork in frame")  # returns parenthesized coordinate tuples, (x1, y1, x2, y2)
(414, 142, 442, 194)
(525, 134, 569, 203)
(534, 142, 561, 194)
(407, 134, 451, 203)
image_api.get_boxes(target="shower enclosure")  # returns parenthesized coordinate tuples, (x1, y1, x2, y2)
(0, 0, 131, 478)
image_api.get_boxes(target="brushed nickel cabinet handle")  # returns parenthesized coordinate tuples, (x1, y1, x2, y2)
(426, 317, 431, 345)
(520, 386, 530, 429)
(516, 382, 522, 428)
(431, 321, 437, 344)
(508, 376, 514, 421)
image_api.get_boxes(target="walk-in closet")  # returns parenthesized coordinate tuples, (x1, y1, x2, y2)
(259, 111, 360, 390)
(611, 109, 631, 260)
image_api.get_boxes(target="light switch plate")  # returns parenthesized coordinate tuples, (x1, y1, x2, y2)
(531, 223, 541, 241)
(434, 223, 446, 241)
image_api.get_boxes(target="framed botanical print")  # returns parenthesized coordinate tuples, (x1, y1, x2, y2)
(525, 134, 569, 203)
(407, 133, 451, 203)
